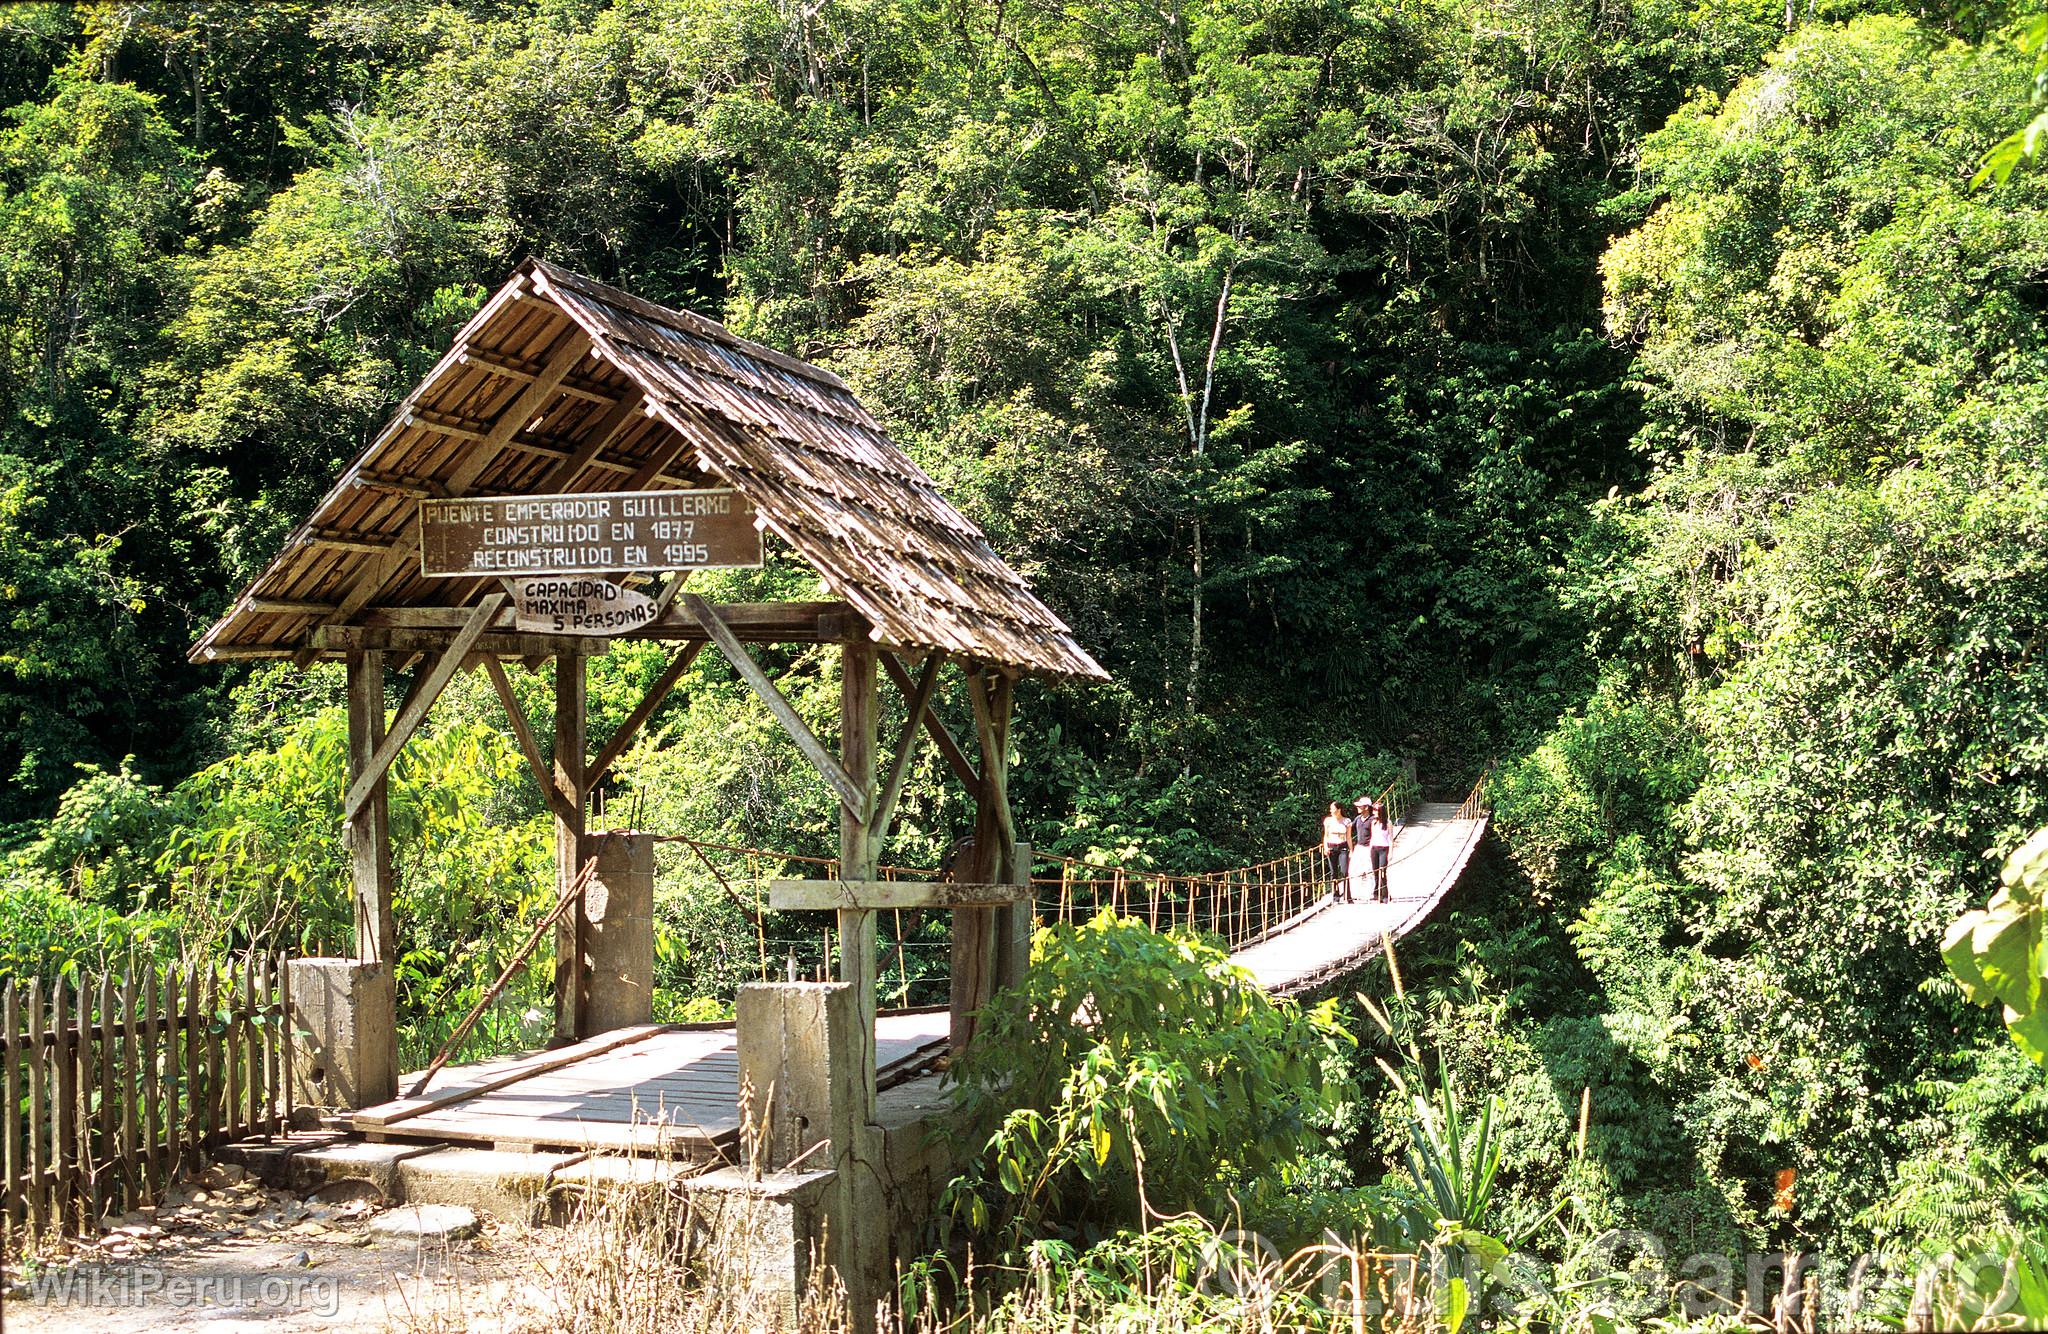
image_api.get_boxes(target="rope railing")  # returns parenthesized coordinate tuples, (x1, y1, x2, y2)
(1026, 776, 1425, 951)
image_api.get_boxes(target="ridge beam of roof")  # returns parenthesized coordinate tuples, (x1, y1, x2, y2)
(683, 592, 870, 823)
(299, 325, 594, 663)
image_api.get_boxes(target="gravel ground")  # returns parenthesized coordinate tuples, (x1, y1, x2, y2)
(1, 1166, 542, 1334)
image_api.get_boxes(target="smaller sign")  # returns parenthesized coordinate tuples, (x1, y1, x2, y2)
(511, 578, 660, 636)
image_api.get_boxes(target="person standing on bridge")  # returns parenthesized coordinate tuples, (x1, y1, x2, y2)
(1348, 796, 1374, 903)
(1322, 801, 1350, 898)
(1369, 800, 1395, 902)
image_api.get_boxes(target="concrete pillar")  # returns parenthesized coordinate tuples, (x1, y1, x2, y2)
(736, 981, 890, 1328)
(286, 958, 396, 1109)
(583, 831, 655, 1033)
(736, 982, 859, 1174)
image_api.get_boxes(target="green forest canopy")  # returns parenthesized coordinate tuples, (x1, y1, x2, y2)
(3, 0, 2048, 1272)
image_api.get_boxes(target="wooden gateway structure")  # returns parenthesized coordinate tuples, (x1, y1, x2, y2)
(192, 261, 1106, 1315)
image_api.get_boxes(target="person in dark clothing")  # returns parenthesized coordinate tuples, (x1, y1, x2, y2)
(1348, 795, 1374, 904)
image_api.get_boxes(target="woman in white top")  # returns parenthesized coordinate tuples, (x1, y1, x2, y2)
(1321, 802, 1350, 898)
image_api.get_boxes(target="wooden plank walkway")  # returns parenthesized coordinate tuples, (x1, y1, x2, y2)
(1231, 803, 1488, 996)
(355, 809, 1483, 1151)
(355, 1010, 949, 1156)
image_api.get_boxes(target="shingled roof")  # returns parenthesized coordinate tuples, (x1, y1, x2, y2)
(193, 259, 1107, 682)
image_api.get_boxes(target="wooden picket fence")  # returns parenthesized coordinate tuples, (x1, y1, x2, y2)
(1, 954, 292, 1241)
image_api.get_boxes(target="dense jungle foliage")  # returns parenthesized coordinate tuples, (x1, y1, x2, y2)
(5, 0, 2048, 1325)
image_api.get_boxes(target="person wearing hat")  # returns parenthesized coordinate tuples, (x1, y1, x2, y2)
(1346, 796, 1374, 904)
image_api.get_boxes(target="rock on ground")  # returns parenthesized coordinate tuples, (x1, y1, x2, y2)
(366, 1204, 481, 1242)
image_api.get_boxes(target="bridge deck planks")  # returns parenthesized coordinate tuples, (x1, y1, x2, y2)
(356, 1010, 949, 1155)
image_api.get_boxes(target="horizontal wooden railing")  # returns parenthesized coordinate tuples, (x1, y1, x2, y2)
(2, 954, 291, 1243)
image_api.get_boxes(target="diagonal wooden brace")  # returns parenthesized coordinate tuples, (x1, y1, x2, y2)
(683, 593, 870, 823)
(866, 652, 941, 847)
(481, 656, 579, 824)
(342, 592, 507, 825)
(882, 651, 979, 790)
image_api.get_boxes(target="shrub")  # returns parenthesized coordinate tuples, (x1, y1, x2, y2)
(943, 912, 1353, 1250)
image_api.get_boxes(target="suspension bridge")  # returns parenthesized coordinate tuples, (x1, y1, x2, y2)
(346, 779, 1488, 1154)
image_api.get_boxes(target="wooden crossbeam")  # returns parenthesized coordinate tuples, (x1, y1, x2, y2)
(457, 347, 619, 407)
(247, 598, 339, 616)
(867, 653, 940, 847)
(586, 641, 703, 785)
(882, 651, 979, 790)
(768, 880, 1031, 911)
(482, 657, 579, 824)
(316, 626, 613, 659)
(341, 593, 507, 824)
(684, 593, 870, 822)
(336, 600, 855, 641)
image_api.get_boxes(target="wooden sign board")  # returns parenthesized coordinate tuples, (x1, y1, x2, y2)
(419, 489, 763, 578)
(510, 578, 659, 635)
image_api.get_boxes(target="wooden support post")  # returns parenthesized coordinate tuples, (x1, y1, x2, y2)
(554, 650, 589, 1042)
(951, 668, 1017, 1052)
(345, 651, 396, 965)
(837, 640, 879, 1117)
(997, 842, 1032, 994)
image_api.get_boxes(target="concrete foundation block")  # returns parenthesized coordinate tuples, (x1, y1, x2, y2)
(396, 1146, 586, 1223)
(736, 982, 859, 1173)
(288, 1140, 442, 1198)
(552, 1154, 695, 1191)
(681, 1167, 837, 1328)
(287, 957, 397, 1109)
(876, 1073, 958, 1260)
(585, 831, 655, 1033)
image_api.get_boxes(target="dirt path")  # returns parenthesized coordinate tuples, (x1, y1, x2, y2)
(2, 1168, 540, 1333)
